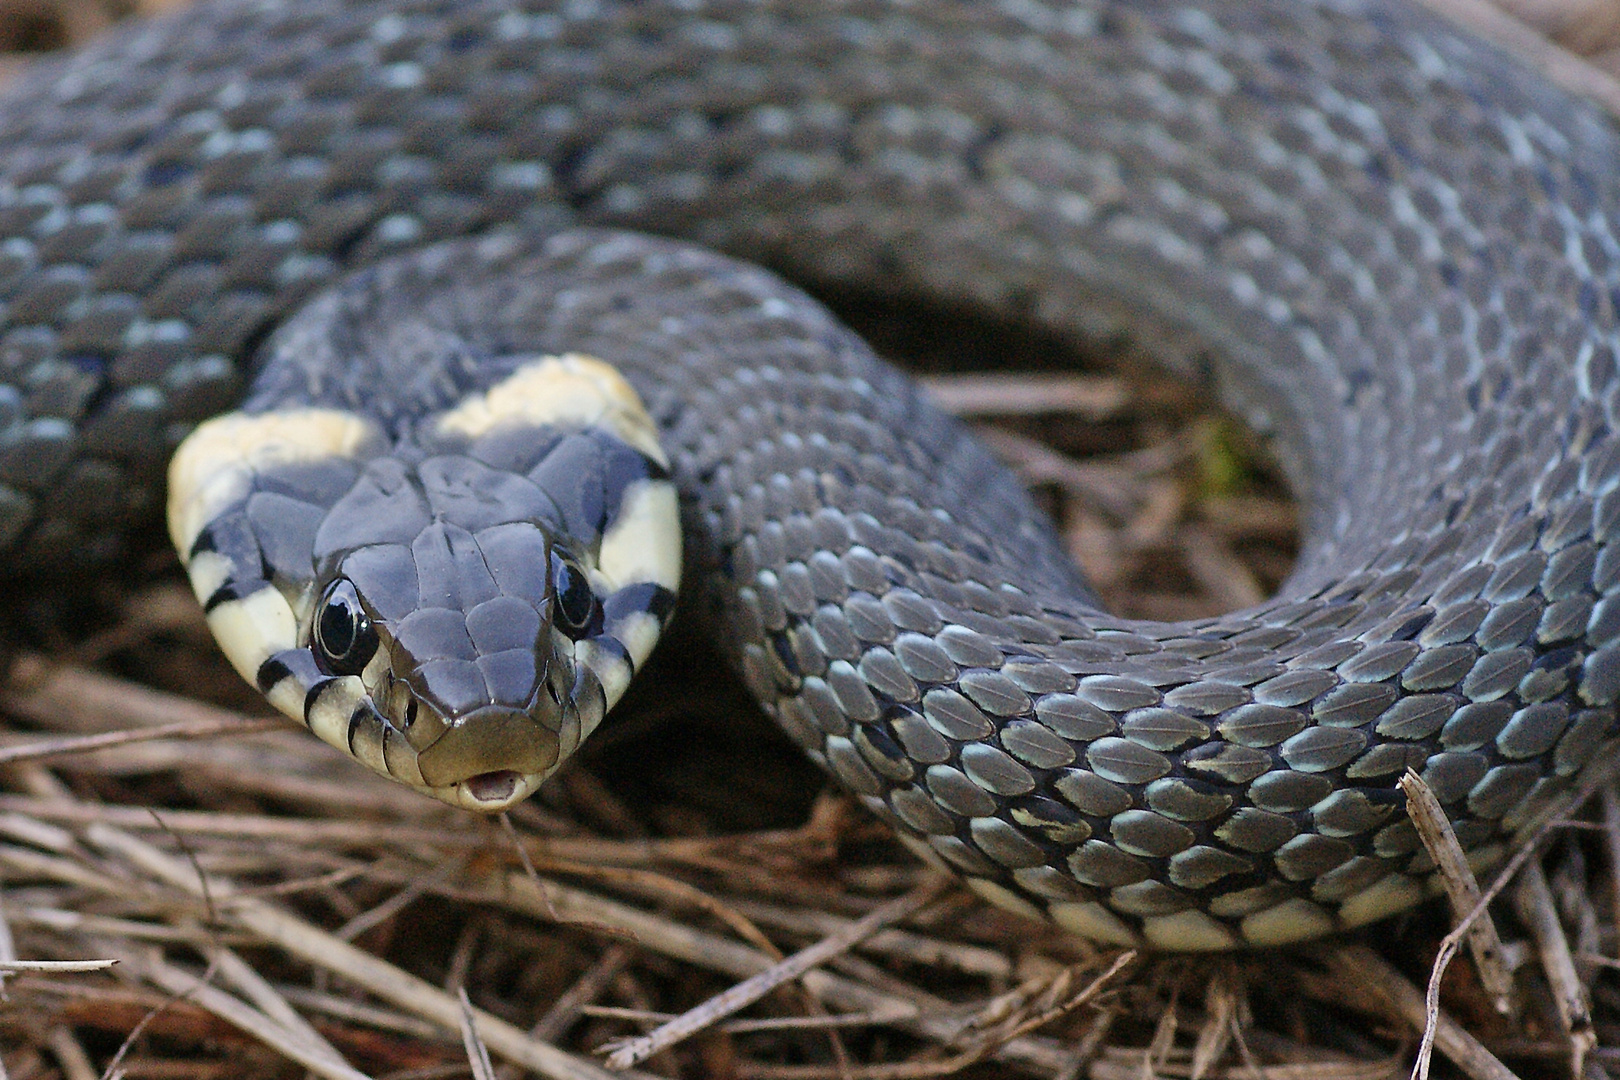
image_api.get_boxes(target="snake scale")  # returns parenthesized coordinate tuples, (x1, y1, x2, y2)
(1, 0, 1618, 950)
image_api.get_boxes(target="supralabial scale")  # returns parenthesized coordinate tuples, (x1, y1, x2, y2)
(0, 0, 1616, 949)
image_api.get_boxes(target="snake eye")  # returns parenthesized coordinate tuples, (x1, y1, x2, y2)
(550, 550, 598, 638)
(314, 578, 379, 677)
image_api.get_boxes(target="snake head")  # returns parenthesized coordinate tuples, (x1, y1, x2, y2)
(167, 354, 680, 812)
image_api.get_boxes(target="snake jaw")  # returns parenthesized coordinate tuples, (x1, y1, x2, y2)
(412, 706, 562, 796)
(357, 629, 616, 811)
(372, 645, 570, 807)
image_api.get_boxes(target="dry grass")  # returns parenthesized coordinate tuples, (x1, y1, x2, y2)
(0, 1, 1617, 1078)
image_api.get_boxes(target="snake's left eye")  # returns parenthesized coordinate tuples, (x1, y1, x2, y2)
(314, 578, 379, 677)
(550, 550, 598, 638)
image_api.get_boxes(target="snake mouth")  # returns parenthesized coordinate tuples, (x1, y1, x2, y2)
(462, 770, 524, 808)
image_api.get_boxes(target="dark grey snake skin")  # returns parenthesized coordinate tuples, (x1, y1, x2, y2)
(4, 0, 1620, 947)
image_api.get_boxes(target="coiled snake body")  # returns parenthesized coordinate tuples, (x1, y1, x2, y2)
(3, 0, 1619, 949)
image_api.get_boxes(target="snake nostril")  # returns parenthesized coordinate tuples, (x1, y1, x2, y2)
(465, 770, 520, 805)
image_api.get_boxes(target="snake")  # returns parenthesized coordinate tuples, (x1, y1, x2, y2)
(0, 0, 1616, 952)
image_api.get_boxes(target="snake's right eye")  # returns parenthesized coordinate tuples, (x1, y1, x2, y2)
(314, 578, 379, 677)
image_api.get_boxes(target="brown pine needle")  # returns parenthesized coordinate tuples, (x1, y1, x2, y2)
(0, 715, 286, 766)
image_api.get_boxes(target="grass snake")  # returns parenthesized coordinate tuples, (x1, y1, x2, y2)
(2, 0, 1619, 950)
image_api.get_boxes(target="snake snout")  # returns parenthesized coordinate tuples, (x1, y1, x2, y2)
(412, 705, 561, 794)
